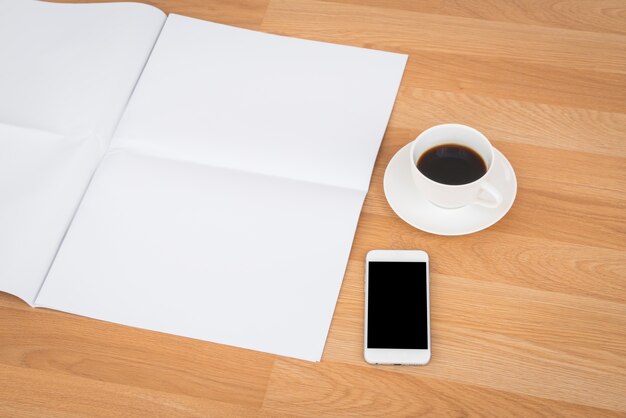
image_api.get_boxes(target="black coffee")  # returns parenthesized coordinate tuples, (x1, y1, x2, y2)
(417, 144, 487, 185)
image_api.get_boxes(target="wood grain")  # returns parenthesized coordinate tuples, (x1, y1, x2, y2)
(2, 0, 625, 416)
(261, 0, 626, 74)
(263, 359, 624, 417)
(0, 363, 285, 418)
(405, 50, 626, 112)
(0, 302, 275, 408)
(327, 0, 626, 36)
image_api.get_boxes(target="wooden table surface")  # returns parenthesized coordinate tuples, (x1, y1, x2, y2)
(2, 0, 626, 416)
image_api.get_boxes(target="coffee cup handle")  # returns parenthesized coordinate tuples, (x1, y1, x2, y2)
(475, 183, 502, 208)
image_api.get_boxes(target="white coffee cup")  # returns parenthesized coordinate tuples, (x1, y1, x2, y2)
(409, 124, 502, 209)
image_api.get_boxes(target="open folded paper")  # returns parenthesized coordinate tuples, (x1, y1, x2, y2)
(0, 0, 407, 361)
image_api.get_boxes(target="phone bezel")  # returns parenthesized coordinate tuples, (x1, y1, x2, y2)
(364, 250, 431, 365)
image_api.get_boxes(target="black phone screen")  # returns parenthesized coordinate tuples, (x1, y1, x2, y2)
(367, 261, 428, 349)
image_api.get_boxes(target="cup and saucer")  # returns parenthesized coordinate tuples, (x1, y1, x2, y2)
(384, 124, 517, 236)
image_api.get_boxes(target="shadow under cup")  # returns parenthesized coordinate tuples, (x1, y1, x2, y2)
(409, 124, 501, 209)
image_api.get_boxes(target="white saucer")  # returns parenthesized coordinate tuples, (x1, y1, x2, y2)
(383, 143, 517, 235)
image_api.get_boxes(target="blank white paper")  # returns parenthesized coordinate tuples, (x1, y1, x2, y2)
(36, 150, 364, 361)
(0, 0, 165, 304)
(110, 14, 408, 191)
(36, 14, 407, 361)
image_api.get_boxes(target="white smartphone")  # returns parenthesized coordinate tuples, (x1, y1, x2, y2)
(364, 250, 431, 365)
